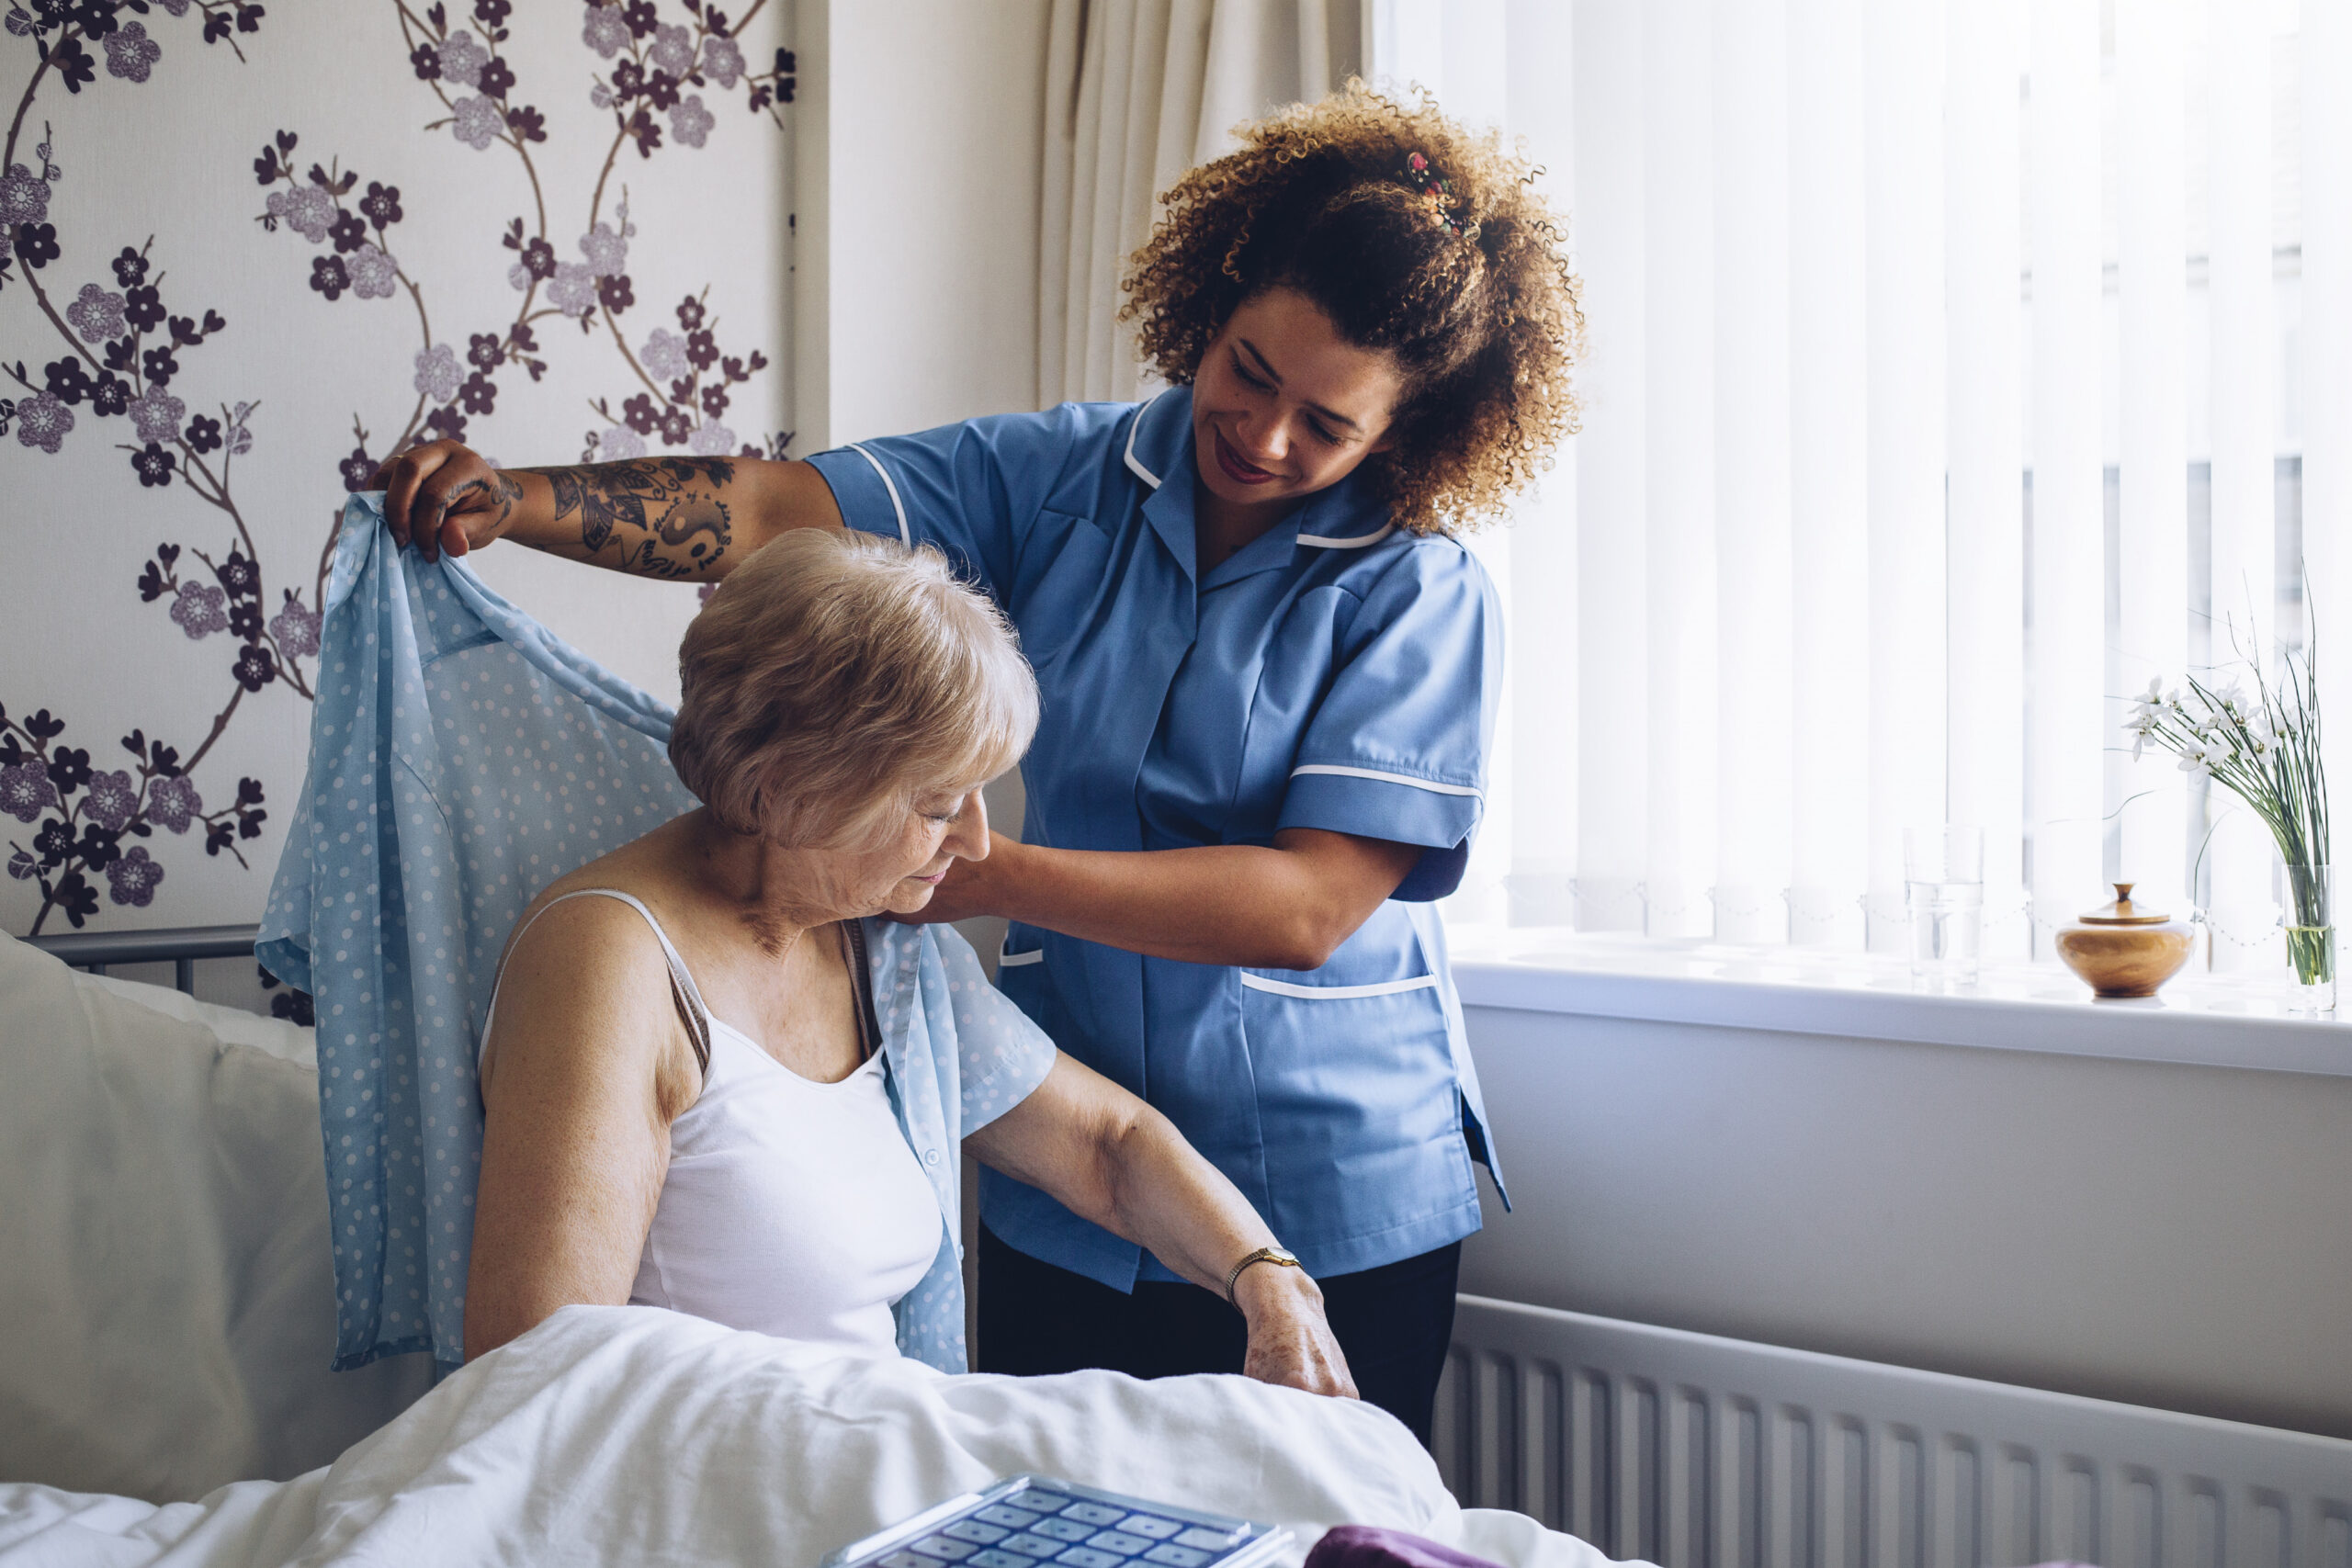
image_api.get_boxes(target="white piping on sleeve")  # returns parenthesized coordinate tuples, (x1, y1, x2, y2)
(1123, 389, 1168, 489)
(1239, 973, 1441, 999)
(1288, 762, 1483, 797)
(844, 443, 910, 545)
(996, 947, 1045, 968)
(1295, 523, 1396, 549)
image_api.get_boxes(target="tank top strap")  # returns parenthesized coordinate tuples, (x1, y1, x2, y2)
(482, 888, 714, 1076)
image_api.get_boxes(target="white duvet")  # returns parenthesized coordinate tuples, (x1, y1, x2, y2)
(0, 1306, 1625, 1568)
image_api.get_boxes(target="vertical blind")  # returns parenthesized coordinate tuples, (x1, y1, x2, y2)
(1376, 0, 2352, 964)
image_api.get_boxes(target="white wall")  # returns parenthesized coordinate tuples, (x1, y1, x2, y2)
(1456, 1004, 2352, 1440)
(796, 0, 1055, 450)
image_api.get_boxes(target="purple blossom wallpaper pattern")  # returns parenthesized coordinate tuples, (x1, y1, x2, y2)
(0, 0, 795, 936)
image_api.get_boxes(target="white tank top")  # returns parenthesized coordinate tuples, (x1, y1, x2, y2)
(486, 890, 943, 1357)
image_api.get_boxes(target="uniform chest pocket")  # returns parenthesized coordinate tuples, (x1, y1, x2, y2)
(1008, 510, 1116, 674)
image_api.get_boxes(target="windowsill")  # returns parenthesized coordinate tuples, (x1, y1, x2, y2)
(1444, 926, 2352, 1078)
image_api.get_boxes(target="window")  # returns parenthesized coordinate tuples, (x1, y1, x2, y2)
(1377, 0, 2347, 965)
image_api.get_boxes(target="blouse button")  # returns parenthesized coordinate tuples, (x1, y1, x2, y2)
(923, 1148, 942, 1168)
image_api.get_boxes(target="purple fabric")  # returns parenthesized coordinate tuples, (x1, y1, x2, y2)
(1306, 1527, 1506, 1568)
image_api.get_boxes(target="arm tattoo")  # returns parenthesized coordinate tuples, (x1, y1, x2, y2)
(446, 471, 527, 529)
(517, 457, 736, 580)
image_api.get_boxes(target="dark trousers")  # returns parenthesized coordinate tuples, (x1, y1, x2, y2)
(977, 1224, 1461, 1445)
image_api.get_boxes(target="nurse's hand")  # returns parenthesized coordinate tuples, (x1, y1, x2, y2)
(898, 840, 1018, 925)
(1236, 1266, 1358, 1400)
(376, 441, 526, 561)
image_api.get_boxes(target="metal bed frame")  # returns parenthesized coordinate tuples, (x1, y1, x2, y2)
(24, 923, 262, 998)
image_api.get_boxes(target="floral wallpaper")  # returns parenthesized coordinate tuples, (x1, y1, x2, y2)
(0, 0, 795, 941)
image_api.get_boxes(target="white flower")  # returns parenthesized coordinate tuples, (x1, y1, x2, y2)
(268, 184, 335, 243)
(437, 28, 489, 91)
(451, 95, 504, 152)
(548, 260, 597, 318)
(670, 94, 716, 150)
(650, 22, 695, 78)
(702, 35, 745, 87)
(596, 425, 646, 462)
(348, 243, 397, 299)
(413, 343, 461, 402)
(688, 421, 736, 456)
(579, 220, 628, 278)
(582, 5, 628, 59)
(2177, 747, 2211, 778)
(128, 387, 185, 446)
(639, 328, 687, 380)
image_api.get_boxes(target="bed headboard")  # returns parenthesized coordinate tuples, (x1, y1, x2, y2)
(24, 923, 261, 998)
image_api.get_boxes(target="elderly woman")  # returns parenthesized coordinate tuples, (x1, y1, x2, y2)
(465, 525, 1353, 1398)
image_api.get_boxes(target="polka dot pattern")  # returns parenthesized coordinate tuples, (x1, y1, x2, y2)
(260, 496, 1057, 1376)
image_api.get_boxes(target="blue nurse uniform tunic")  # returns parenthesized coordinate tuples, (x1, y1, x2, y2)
(806, 387, 1510, 1291)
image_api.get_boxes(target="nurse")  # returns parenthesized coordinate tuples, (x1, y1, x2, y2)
(379, 84, 1581, 1441)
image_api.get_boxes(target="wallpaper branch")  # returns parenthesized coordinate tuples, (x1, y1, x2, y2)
(0, 0, 795, 938)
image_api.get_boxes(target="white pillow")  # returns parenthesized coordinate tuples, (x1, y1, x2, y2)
(83, 968, 317, 1067)
(0, 931, 433, 1502)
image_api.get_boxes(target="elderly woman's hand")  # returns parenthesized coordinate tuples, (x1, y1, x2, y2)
(961, 1055, 1360, 1401)
(1234, 1264, 1358, 1399)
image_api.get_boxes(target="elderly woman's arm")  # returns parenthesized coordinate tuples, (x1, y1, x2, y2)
(962, 1055, 1358, 1399)
(464, 899, 702, 1360)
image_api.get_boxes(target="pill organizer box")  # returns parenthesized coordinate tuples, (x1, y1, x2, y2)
(817, 1474, 1292, 1568)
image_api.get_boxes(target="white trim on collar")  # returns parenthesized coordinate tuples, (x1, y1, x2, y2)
(1240, 972, 1440, 999)
(1124, 389, 1170, 490)
(1290, 762, 1483, 797)
(1296, 523, 1396, 549)
(845, 443, 910, 545)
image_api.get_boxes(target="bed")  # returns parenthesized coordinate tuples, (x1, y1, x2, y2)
(0, 925, 1631, 1568)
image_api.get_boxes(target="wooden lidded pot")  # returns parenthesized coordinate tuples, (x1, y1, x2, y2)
(2054, 883, 2196, 998)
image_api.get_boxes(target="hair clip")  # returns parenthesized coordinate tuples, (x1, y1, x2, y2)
(1403, 151, 1474, 239)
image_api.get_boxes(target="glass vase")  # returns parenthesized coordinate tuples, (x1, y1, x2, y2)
(2277, 863, 2335, 1016)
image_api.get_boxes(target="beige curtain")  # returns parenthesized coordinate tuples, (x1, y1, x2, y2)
(1036, 0, 1363, 406)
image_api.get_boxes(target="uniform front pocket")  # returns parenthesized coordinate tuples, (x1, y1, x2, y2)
(1238, 971, 1439, 1001)
(1234, 971, 1475, 1251)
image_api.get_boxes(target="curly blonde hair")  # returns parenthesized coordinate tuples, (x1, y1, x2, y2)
(1120, 82, 1584, 536)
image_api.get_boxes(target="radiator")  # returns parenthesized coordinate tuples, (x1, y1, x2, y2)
(1432, 1296, 2352, 1568)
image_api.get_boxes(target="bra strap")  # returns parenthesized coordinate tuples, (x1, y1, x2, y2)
(842, 919, 883, 1063)
(484, 888, 714, 1077)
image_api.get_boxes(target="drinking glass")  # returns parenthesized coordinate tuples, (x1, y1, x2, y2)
(1905, 826, 1984, 987)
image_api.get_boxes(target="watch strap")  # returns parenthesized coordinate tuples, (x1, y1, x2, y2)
(1222, 1246, 1303, 1306)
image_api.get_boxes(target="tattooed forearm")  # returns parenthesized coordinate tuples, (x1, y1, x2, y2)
(447, 471, 529, 530)
(517, 457, 735, 578)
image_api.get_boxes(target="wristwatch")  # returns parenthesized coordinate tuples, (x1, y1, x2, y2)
(1222, 1245, 1304, 1306)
